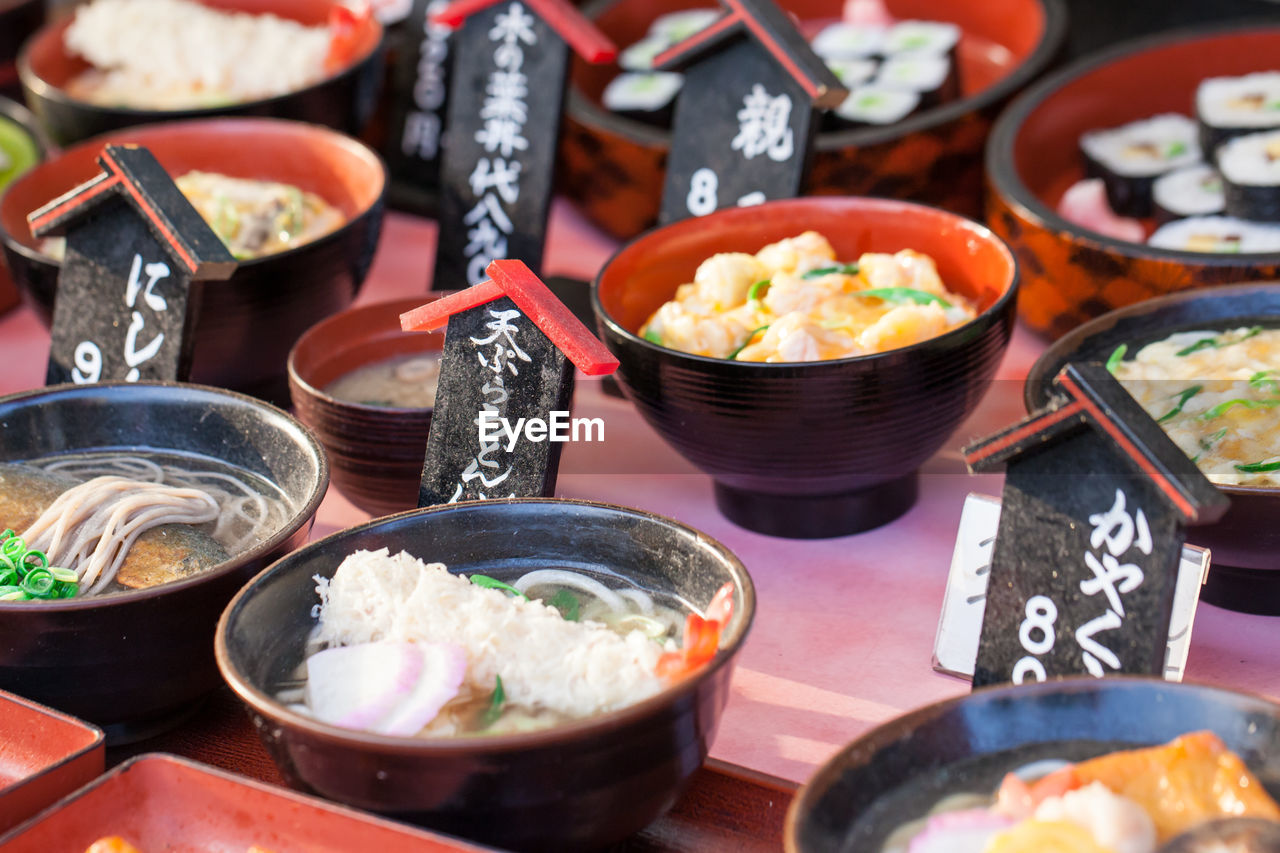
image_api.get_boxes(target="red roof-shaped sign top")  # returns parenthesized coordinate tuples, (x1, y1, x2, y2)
(401, 260, 620, 376)
(654, 0, 845, 107)
(432, 0, 616, 63)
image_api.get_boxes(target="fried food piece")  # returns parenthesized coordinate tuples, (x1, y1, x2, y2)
(85, 838, 143, 853)
(0, 463, 76, 532)
(114, 524, 228, 589)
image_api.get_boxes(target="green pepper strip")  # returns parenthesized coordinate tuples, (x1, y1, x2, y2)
(480, 675, 506, 728)
(1200, 397, 1280, 420)
(468, 574, 528, 600)
(1235, 460, 1280, 473)
(857, 288, 952, 308)
(802, 263, 860, 279)
(747, 279, 770, 303)
(1158, 385, 1203, 423)
(1176, 326, 1263, 357)
(728, 326, 770, 360)
(1105, 344, 1128, 375)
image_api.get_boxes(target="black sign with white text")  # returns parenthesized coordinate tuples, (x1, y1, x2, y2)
(385, 0, 453, 213)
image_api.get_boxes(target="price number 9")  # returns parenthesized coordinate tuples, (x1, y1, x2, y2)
(71, 341, 102, 384)
(1012, 595, 1058, 684)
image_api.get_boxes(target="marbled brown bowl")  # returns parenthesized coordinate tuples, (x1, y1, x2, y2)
(18, 0, 384, 146)
(592, 197, 1018, 539)
(1024, 283, 1280, 615)
(0, 117, 385, 406)
(559, 0, 1068, 239)
(0, 382, 328, 741)
(217, 498, 755, 852)
(289, 296, 445, 517)
(785, 677, 1280, 852)
(986, 23, 1280, 339)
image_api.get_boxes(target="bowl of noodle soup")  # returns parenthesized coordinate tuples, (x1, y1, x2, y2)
(0, 381, 327, 741)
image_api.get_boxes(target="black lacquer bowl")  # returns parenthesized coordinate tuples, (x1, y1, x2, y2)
(1025, 283, 1280, 615)
(592, 197, 1019, 539)
(17, 0, 383, 145)
(786, 677, 1280, 853)
(0, 118, 385, 406)
(217, 499, 755, 852)
(0, 382, 328, 741)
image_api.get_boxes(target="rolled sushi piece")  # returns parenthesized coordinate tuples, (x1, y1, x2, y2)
(1148, 215, 1280, 254)
(1218, 129, 1280, 222)
(874, 54, 957, 108)
(618, 35, 671, 72)
(883, 20, 961, 56)
(831, 85, 919, 129)
(1152, 164, 1225, 223)
(649, 9, 720, 44)
(1196, 72, 1280, 162)
(812, 22, 886, 61)
(825, 58, 879, 89)
(602, 72, 683, 127)
(1080, 113, 1202, 217)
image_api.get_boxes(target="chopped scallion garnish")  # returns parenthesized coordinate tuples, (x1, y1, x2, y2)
(1158, 385, 1203, 423)
(548, 589, 580, 622)
(857, 287, 952, 308)
(468, 574, 528, 600)
(1105, 344, 1127, 374)
(747, 279, 771, 303)
(1200, 397, 1280, 420)
(480, 675, 506, 728)
(802, 263, 859, 279)
(728, 326, 769, 360)
(1235, 460, 1280, 473)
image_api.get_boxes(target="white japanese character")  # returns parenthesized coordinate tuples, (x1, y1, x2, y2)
(462, 194, 514, 284)
(1081, 551, 1144, 617)
(124, 254, 170, 312)
(472, 308, 532, 375)
(1076, 609, 1124, 677)
(481, 71, 529, 123)
(470, 158, 522, 204)
(731, 84, 795, 162)
(1089, 489, 1153, 557)
(476, 117, 529, 157)
(401, 111, 442, 159)
(490, 2, 536, 46)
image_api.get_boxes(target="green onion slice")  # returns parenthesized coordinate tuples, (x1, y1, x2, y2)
(1158, 385, 1203, 423)
(802, 263, 860, 279)
(728, 326, 770, 360)
(480, 675, 506, 728)
(1235, 460, 1280, 473)
(747, 279, 771, 303)
(1105, 344, 1128, 374)
(1176, 326, 1262, 357)
(857, 287, 952, 308)
(468, 574, 528, 600)
(1201, 397, 1280, 420)
(1199, 428, 1228, 451)
(642, 327, 663, 345)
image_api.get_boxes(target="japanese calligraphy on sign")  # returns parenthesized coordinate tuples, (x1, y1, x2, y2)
(385, 0, 453, 213)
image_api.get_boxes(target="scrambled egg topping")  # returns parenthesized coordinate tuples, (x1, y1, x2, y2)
(639, 231, 977, 362)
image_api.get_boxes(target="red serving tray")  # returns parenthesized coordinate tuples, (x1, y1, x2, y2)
(0, 689, 104, 833)
(0, 753, 494, 852)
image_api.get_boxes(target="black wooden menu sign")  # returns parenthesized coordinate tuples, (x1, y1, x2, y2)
(431, 0, 615, 289)
(384, 0, 454, 214)
(655, 0, 846, 225)
(963, 363, 1229, 688)
(28, 145, 236, 385)
(401, 259, 618, 505)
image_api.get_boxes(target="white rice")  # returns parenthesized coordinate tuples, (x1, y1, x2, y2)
(825, 58, 879, 88)
(1218, 129, 1280, 187)
(812, 22, 886, 60)
(1080, 113, 1202, 177)
(1152, 164, 1225, 216)
(313, 549, 667, 720)
(835, 85, 919, 124)
(64, 0, 331, 109)
(1197, 71, 1280, 129)
(883, 20, 960, 56)
(1148, 215, 1280, 253)
(618, 34, 671, 72)
(875, 55, 950, 92)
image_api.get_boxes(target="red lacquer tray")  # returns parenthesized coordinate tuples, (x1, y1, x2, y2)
(0, 689, 104, 833)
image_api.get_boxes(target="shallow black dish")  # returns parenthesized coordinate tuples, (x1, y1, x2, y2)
(218, 499, 754, 852)
(1025, 283, 1280, 615)
(0, 382, 328, 742)
(785, 677, 1280, 853)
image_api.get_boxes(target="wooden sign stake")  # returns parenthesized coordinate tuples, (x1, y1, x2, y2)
(429, 0, 615, 288)
(28, 144, 236, 385)
(654, 0, 846, 225)
(401, 259, 618, 506)
(963, 362, 1229, 688)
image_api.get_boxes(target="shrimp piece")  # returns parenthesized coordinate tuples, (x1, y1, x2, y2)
(762, 270, 847, 316)
(1034, 782, 1157, 853)
(644, 301, 749, 358)
(857, 303, 950, 353)
(739, 313, 858, 362)
(858, 249, 947, 296)
(691, 252, 768, 310)
(755, 231, 836, 274)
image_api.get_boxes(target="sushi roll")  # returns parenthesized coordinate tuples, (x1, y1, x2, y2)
(1152, 164, 1225, 223)
(649, 9, 720, 44)
(1148, 215, 1280, 254)
(825, 58, 879, 89)
(883, 20, 961, 56)
(1080, 113, 1202, 217)
(601, 72, 683, 128)
(1217, 129, 1280, 222)
(831, 85, 919, 129)
(1196, 72, 1280, 162)
(618, 35, 671, 72)
(874, 54, 957, 108)
(811, 22, 886, 61)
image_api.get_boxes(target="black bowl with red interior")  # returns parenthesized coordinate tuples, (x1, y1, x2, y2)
(18, 0, 384, 145)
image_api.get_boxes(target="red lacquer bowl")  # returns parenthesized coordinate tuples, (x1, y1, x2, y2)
(0, 117, 385, 405)
(0, 690, 102, 834)
(18, 0, 384, 145)
(559, 0, 1067, 239)
(987, 23, 1280, 339)
(593, 197, 1018, 538)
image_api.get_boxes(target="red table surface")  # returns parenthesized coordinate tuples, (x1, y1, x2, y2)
(0, 201, 1276, 786)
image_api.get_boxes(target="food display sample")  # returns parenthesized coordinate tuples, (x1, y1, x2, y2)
(603, 1, 963, 129)
(0, 113, 39, 197)
(1109, 327, 1280, 487)
(883, 732, 1280, 852)
(61, 0, 357, 109)
(41, 171, 344, 260)
(86, 841, 274, 853)
(324, 353, 442, 408)
(283, 549, 734, 737)
(0, 452, 291, 600)
(638, 231, 976, 361)
(1060, 70, 1280, 252)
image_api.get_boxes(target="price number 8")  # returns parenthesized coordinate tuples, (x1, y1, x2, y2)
(1012, 595, 1057, 684)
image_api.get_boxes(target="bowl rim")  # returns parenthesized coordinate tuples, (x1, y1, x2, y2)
(0, 96, 52, 165)
(782, 674, 1280, 853)
(215, 496, 758, 754)
(1022, 281, 1280, 499)
(590, 195, 1020, 368)
(986, 18, 1280, 263)
(15, 2, 385, 118)
(0, 379, 330, 611)
(566, 0, 1068, 152)
(0, 115, 388, 273)
(286, 295, 446, 416)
